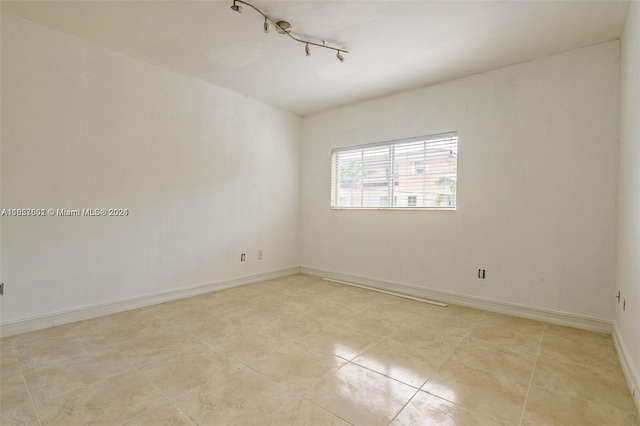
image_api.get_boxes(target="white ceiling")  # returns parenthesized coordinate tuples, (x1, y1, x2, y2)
(1, 1, 630, 116)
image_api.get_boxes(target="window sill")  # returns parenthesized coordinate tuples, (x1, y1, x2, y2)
(329, 207, 456, 211)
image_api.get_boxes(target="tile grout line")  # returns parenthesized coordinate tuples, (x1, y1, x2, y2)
(343, 359, 423, 391)
(517, 329, 544, 426)
(235, 352, 353, 425)
(221, 349, 356, 425)
(185, 322, 351, 423)
(129, 363, 198, 426)
(388, 316, 477, 423)
(387, 386, 421, 425)
(302, 400, 355, 426)
(419, 320, 475, 403)
(10, 340, 44, 426)
(88, 320, 199, 425)
(222, 309, 385, 426)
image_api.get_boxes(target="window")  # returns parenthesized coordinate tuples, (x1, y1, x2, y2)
(331, 132, 457, 209)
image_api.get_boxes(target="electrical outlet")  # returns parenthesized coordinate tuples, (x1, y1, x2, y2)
(477, 269, 486, 279)
(240, 253, 246, 262)
(0, 283, 3, 295)
(258, 250, 263, 260)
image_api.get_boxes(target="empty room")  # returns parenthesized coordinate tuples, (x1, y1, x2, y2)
(1, 0, 639, 425)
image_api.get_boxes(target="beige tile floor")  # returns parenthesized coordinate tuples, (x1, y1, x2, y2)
(1, 274, 638, 425)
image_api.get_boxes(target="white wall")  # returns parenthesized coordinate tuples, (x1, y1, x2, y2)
(0, 13, 301, 328)
(615, 1, 640, 409)
(301, 41, 620, 325)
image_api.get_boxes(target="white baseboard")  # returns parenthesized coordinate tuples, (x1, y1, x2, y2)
(0, 266, 300, 337)
(2, 265, 614, 338)
(300, 266, 612, 333)
(613, 322, 640, 413)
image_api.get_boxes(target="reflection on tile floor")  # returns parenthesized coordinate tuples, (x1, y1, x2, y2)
(1, 274, 638, 425)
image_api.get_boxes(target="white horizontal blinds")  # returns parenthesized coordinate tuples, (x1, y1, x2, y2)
(332, 132, 457, 209)
(361, 145, 390, 207)
(332, 146, 390, 208)
(394, 135, 457, 208)
(334, 149, 363, 207)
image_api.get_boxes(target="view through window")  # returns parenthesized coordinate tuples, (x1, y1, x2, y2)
(331, 132, 458, 209)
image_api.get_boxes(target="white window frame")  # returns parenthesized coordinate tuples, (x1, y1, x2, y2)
(330, 132, 458, 210)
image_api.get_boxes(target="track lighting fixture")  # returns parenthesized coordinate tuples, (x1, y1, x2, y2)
(230, 0, 348, 62)
(230, 0, 242, 13)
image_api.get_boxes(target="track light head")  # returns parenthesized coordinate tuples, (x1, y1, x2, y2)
(305, 43, 310, 57)
(231, 1, 242, 13)
(336, 51, 344, 62)
(263, 17, 269, 33)
(275, 20, 292, 34)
